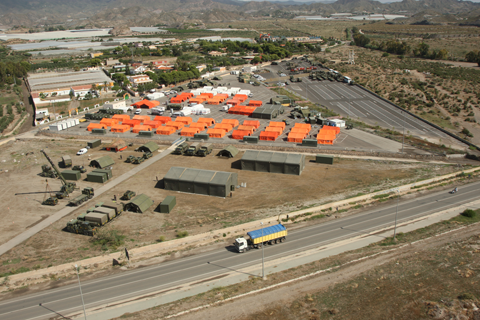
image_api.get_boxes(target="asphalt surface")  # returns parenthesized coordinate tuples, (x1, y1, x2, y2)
(1, 180, 479, 320)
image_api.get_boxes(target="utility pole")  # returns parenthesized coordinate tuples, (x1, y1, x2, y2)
(393, 189, 399, 241)
(402, 110, 405, 153)
(261, 222, 266, 280)
(75, 264, 88, 320)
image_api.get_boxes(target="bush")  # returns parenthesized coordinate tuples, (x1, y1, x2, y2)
(176, 231, 188, 238)
(458, 293, 476, 300)
(91, 230, 125, 249)
(461, 209, 476, 218)
(157, 235, 165, 242)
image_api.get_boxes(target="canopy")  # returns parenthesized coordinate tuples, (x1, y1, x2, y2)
(132, 99, 160, 109)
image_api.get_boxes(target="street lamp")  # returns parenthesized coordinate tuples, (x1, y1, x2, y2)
(261, 222, 266, 280)
(393, 189, 400, 241)
(402, 110, 405, 154)
(75, 264, 88, 320)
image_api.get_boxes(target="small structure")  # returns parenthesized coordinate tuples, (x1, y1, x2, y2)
(132, 99, 160, 109)
(218, 145, 239, 158)
(159, 196, 176, 213)
(125, 194, 154, 213)
(138, 141, 159, 153)
(89, 156, 115, 169)
(88, 139, 102, 148)
(105, 139, 127, 152)
(316, 154, 334, 164)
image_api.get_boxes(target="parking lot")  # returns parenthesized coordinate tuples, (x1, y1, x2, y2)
(56, 73, 433, 153)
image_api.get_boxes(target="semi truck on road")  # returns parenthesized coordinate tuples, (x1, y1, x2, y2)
(234, 224, 287, 253)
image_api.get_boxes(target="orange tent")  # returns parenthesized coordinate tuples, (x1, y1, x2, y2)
(233, 94, 247, 102)
(122, 119, 142, 127)
(217, 93, 229, 99)
(321, 125, 340, 134)
(291, 127, 310, 134)
(248, 100, 263, 107)
(180, 92, 194, 99)
(243, 120, 260, 129)
(170, 96, 188, 104)
(269, 121, 286, 130)
(225, 99, 240, 106)
(287, 132, 306, 143)
(197, 117, 215, 127)
(112, 114, 130, 122)
(231, 130, 251, 140)
(190, 122, 207, 130)
(153, 116, 172, 124)
(237, 125, 255, 134)
(214, 123, 233, 133)
(156, 126, 176, 135)
(294, 123, 312, 131)
(165, 121, 185, 130)
(221, 119, 239, 128)
(206, 98, 221, 105)
(189, 97, 207, 104)
(265, 126, 283, 135)
(100, 118, 119, 127)
(207, 129, 226, 138)
(199, 92, 214, 98)
(87, 123, 107, 131)
(317, 134, 336, 145)
(143, 120, 161, 129)
(259, 131, 279, 141)
(132, 115, 150, 123)
(180, 127, 201, 137)
(175, 116, 193, 125)
(132, 125, 152, 133)
(132, 99, 160, 109)
(110, 124, 130, 133)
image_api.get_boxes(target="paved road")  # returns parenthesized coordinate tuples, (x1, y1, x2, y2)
(1, 180, 479, 320)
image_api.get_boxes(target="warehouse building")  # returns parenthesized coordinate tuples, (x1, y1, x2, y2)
(163, 167, 238, 197)
(241, 151, 306, 175)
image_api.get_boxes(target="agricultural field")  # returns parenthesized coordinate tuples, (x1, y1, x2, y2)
(0, 137, 468, 277)
(0, 86, 27, 137)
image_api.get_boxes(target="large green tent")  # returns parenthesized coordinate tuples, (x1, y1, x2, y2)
(240, 150, 305, 175)
(89, 156, 115, 169)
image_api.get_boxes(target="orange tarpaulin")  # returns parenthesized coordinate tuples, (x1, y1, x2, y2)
(132, 115, 150, 123)
(132, 99, 160, 109)
(189, 122, 207, 130)
(291, 127, 310, 134)
(100, 118, 119, 127)
(153, 116, 171, 124)
(269, 121, 286, 130)
(175, 116, 193, 125)
(110, 124, 130, 133)
(132, 125, 152, 133)
(165, 121, 185, 130)
(243, 120, 260, 129)
(214, 123, 233, 133)
(321, 125, 340, 134)
(112, 114, 130, 122)
(237, 125, 255, 134)
(179, 92, 194, 99)
(207, 129, 226, 138)
(143, 120, 161, 129)
(259, 131, 279, 141)
(265, 126, 283, 135)
(206, 98, 221, 105)
(87, 123, 107, 131)
(221, 119, 239, 128)
(317, 134, 336, 145)
(231, 130, 251, 140)
(156, 126, 176, 135)
(197, 117, 215, 127)
(225, 99, 240, 106)
(199, 92, 214, 98)
(216, 93, 229, 99)
(170, 97, 187, 104)
(189, 97, 207, 104)
(122, 119, 142, 127)
(233, 94, 247, 102)
(294, 123, 312, 131)
(287, 132, 306, 143)
(248, 100, 263, 107)
(180, 127, 201, 137)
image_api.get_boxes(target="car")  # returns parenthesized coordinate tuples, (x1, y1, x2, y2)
(77, 148, 88, 155)
(248, 93, 254, 97)
(135, 109, 142, 115)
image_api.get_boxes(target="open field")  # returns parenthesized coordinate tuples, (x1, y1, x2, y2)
(0, 136, 469, 276)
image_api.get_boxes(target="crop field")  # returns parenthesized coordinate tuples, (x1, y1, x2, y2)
(0, 137, 465, 277)
(361, 22, 480, 37)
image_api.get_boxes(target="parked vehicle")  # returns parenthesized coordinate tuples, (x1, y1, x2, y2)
(173, 142, 189, 155)
(234, 224, 287, 253)
(77, 148, 88, 155)
(185, 142, 200, 156)
(197, 143, 212, 157)
(42, 197, 58, 206)
(72, 165, 86, 173)
(68, 187, 94, 206)
(62, 155, 72, 167)
(121, 190, 136, 200)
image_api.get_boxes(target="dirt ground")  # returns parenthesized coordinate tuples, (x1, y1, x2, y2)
(0, 136, 471, 275)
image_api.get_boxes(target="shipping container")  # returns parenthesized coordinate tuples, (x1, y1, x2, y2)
(88, 139, 102, 148)
(87, 172, 108, 183)
(61, 170, 81, 181)
(159, 196, 176, 213)
(316, 154, 334, 164)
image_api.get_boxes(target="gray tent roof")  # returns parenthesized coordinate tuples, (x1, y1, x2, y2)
(242, 150, 259, 161)
(180, 168, 200, 182)
(218, 145, 239, 158)
(210, 172, 232, 186)
(139, 141, 159, 153)
(285, 153, 304, 165)
(271, 152, 288, 163)
(90, 156, 115, 168)
(194, 170, 216, 184)
(164, 167, 186, 180)
(128, 194, 154, 213)
(257, 151, 273, 162)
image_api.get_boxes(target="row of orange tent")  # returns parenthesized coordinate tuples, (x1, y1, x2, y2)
(170, 92, 193, 104)
(206, 94, 229, 105)
(157, 117, 217, 136)
(228, 105, 257, 116)
(287, 123, 312, 143)
(317, 125, 340, 145)
(258, 121, 287, 141)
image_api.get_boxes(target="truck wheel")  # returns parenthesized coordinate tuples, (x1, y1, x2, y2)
(281, 237, 285, 242)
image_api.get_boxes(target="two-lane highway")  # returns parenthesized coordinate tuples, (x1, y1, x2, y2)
(1, 181, 479, 320)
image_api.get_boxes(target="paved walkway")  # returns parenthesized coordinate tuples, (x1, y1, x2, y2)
(0, 143, 180, 256)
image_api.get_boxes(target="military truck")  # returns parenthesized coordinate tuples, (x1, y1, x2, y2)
(197, 143, 212, 157)
(125, 155, 136, 163)
(41, 150, 76, 199)
(143, 152, 153, 159)
(66, 202, 124, 236)
(185, 142, 200, 156)
(68, 187, 94, 206)
(72, 165, 86, 173)
(234, 224, 287, 253)
(62, 155, 72, 168)
(42, 197, 58, 206)
(173, 142, 189, 155)
(40, 165, 57, 178)
(121, 190, 136, 200)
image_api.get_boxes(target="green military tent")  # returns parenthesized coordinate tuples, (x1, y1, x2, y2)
(163, 167, 238, 198)
(138, 141, 159, 153)
(89, 156, 115, 169)
(125, 194, 154, 213)
(240, 150, 305, 175)
(217, 145, 239, 158)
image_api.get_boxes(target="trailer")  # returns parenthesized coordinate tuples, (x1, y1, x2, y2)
(234, 224, 287, 253)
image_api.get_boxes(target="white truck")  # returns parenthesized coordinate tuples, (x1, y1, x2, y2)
(235, 224, 287, 253)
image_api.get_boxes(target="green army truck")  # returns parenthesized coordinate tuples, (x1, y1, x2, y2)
(68, 187, 94, 206)
(62, 155, 72, 168)
(185, 142, 200, 156)
(197, 143, 212, 157)
(173, 142, 189, 155)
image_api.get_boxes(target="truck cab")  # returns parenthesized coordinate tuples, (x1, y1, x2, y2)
(197, 143, 212, 157)
(173, 142, 189, 155)
(234, 237, 250, 253)
(185, 142, 200, 156)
